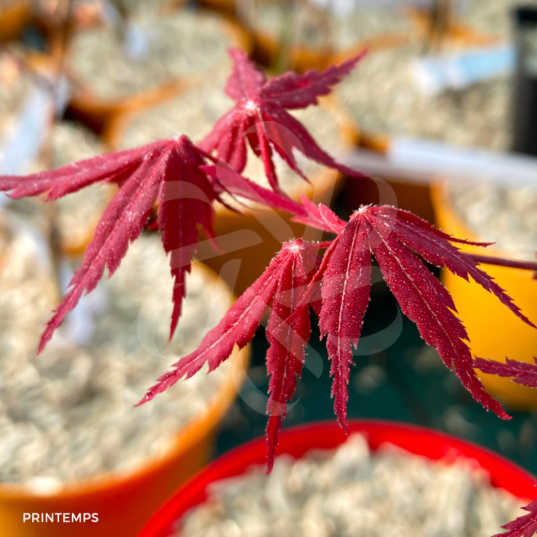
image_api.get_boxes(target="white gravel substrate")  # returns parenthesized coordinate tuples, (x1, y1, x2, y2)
(368, 0, 535, 260)
(176, 434, 525, 537)
(69, 8, 236, 100)
(0, 221, 232, 490)
(337, 44, 512, 152)
(447, 180, 537, 260)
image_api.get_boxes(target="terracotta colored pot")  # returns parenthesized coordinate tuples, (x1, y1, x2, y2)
(138, 420, 537, 537)
(432, 182, 537, 410)
(0, 262, 250, 537)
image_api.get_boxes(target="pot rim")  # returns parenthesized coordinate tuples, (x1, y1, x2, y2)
(138, 419, 537, 537)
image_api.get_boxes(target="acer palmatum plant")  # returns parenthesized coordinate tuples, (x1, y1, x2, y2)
(2, 48, 537, 534)
(489, 500, 537, 537)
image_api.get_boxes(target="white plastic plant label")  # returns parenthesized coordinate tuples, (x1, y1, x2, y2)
(123, 21, 152, 61)
(100, 0, 122, 26)
(0, 86, 52, 176)
(59, 260, 107, 347)
(413, 44, 515, 95)
(310, 0, 466, 14)
(0, 73, 72, 176)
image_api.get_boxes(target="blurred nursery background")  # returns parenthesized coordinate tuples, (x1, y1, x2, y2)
(2, 0, 537, 536)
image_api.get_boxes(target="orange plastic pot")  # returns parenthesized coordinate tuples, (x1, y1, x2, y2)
(0, 263, 250, 537)
(196, 97, 357, 295)
(432, 182, 537, 410)
(66, 16, 251, 136)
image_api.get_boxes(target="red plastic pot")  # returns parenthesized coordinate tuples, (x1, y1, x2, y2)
(138, 420, 537, 537)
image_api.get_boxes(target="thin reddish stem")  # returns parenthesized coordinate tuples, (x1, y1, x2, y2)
(312, 241, 334, 249)
(195, 146, 219, 164)
(470, 254, 537, 275)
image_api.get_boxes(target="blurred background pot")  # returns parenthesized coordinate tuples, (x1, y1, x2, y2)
(138, 420, 537, 537)
(432, 181, 537, 410)
(241, 0, 416, 73)
(336, 37, 513, 221)
(332, 0, 517, 222)
(65, 7, 251, 135)
(0, 217, 250, 537)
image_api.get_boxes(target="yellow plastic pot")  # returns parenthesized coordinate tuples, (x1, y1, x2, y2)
(0, 262, 250, 537)
(432, 182, 537, 410)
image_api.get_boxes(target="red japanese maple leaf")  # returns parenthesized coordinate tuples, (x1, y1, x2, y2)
(141, 200, 535, 470)
(265, 241, 321, 471)
(199, 49, 365, 192)
(138, 238, 321, 471)
(302, 204, 534, 429)
(474, 357, 537, 388)
(0, 136, 218, 351)
(492, 500, 537, 537)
